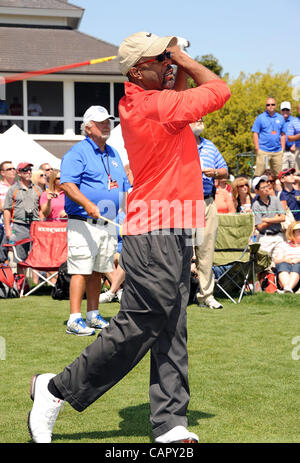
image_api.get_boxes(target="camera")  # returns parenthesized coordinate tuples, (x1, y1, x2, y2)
(25, 209, 33, 222)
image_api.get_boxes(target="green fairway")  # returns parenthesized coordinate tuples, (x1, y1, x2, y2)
(0, 290, 300, 443)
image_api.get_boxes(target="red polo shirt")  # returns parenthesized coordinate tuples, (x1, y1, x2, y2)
(119, 79, 230, 235)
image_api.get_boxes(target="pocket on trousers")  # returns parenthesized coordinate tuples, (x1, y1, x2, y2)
(68, 245, 90, 260)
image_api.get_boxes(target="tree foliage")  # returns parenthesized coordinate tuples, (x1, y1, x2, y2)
(196, 54, 223, 76)
(188, 56, 294, 176)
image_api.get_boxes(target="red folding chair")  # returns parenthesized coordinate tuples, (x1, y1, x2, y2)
(6, 220, 67, 297)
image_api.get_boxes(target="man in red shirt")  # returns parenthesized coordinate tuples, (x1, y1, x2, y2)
(28, 32, 230, 444)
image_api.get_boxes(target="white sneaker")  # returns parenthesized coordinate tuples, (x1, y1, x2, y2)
(99, 290, 116, 303)
(283, 287, 293, 293)
(27, 373, 64, 443)
(155, 425, 199, 443)
(86, 313, 109, 330)
(200, 296, 223, 309)
(116, 288, 123, 302)
(66, 317, 95, 336)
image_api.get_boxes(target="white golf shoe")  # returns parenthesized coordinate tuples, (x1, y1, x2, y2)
(155, 425, 199, 443)
(27, 373, 65, 443)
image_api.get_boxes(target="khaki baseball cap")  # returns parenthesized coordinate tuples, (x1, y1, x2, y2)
(118, 31, 177, 76)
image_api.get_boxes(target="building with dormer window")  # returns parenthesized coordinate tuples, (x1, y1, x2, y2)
(0, 0, 124, 157)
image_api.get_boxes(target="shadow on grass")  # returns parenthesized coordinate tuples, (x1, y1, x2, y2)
(51, 403, 214, 442)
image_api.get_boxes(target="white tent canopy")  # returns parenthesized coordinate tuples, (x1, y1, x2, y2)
(107, 123, 129, 167)
(0, 125, 61, 169)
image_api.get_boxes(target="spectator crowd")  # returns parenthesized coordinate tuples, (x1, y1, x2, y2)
(0, 31, 299, 446)
(1, 97, 300, 314)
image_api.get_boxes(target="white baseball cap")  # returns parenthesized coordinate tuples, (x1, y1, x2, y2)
(118, 31, 177, 76)
(280, 101, 291, 110)
(252, 175, 268, 190)
(83, 106, 115, 124)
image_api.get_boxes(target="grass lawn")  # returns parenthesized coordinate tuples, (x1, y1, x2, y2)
(0, 289, 300, 443)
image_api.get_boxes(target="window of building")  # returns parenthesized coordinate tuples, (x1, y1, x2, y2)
(28, 120, 64, 135)
(0, 79, 123, 137)
(26, 81, 64, 134)
(114, 83, 125, 118)
(74, 82, 110, 117)
(0, 81, 23, 133)
(6, 81, 23, 116)
(27, 81, 63, 117)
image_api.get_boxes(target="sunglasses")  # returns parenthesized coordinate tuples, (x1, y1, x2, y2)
(238, 183, 248, 187)
(39, 174, 46, 178)
(44, 168, 53, 172)
(267, 179, 275, 184)
(282, 172, 293, 177)
(3, 167, 16, 172)
(55, 177, 61, 181)
(266, 104, 276, 107)
(136, 51, 171, 66)
(20, 168, 32, 173)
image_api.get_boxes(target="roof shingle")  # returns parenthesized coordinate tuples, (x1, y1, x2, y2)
(0, 27, 121, 75)
(0, 0, 83, 11)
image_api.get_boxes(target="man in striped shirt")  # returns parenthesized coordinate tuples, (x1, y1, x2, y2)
(190, 119, 228, 309)
(287, 103, 300, 174)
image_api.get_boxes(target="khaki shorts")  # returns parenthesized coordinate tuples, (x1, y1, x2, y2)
(67, 219, 117, 275)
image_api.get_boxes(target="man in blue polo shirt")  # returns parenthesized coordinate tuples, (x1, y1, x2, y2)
(252, 97, 285, 176)
(279, 168, 300, 221)
(287, 103, 300, 174)
(60, 105, 131, 336)
(190, 119, 228, 309)
(280, 101, 296, 170)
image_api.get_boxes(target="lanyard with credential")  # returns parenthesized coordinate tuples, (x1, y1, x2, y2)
(266, 114, 279, 134)
(101, 150, 112, 190)
(100, 149, 119, 190)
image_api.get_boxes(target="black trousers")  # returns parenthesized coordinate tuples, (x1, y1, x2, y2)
(53, 230, 193, 438)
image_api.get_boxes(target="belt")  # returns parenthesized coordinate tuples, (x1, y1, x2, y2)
(68, 214, 108, 225)
(204, 194, 214, 199)
(260, 230, 280, 236)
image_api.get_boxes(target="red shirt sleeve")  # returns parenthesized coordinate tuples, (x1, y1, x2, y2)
(131, 79, 230, 131)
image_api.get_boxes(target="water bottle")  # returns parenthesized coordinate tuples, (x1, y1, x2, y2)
(9, 230, 16, 245)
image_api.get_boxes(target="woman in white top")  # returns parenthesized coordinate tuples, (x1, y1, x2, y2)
(273, 221, 300, 293)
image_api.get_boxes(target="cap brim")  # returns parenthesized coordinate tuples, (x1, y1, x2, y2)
(87, 115, 115, 122)
(142, 36, 177, 58)
(18, 164, 33, 169)
(280, 168, 295, 178)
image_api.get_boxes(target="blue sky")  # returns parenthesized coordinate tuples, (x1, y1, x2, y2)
(71, 0, 299, 79)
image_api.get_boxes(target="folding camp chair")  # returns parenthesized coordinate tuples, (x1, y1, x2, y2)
(213, 213, 271, 304)
(7, 220, 67, 297)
